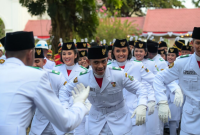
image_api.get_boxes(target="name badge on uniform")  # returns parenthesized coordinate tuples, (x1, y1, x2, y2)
(90, 88, 95, 92)
(183, 70, 197, 75)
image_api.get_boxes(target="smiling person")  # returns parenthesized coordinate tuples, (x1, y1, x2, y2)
(53, 42, 88, 135)
(108, 39, 155, 135)
(29, 48, 67, 135)
(59, 46, 149, 135)
(78, 50, 91, 70)
(153, 27, 200, 135)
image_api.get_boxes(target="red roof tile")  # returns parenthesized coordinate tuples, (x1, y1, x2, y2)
(24, 20, 51, 36)
(143, 8, 200, 32)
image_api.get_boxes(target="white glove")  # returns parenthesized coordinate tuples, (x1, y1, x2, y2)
(174, 88, 183, 107)
(158, 101, 171, 123)
(131, 105, 147, 126)
(72, 83, 90, 104)
(147, 101, 156, 115)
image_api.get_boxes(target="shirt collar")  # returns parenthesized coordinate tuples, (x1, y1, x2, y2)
(5, 57, 25, 66)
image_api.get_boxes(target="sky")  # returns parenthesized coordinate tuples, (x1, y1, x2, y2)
(183, 0, 195, 8)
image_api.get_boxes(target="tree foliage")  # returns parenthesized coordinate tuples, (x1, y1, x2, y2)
(19, 0, 100, 52)
(102, 0, 185, 17)
(0, 18, 5, 39)
(192, 0, 200, 7)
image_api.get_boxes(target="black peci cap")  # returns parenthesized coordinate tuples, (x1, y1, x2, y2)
(113, 39, 128, 48)
(147, 40, 159, 53)
(88, 46, 107, 59)
(35, 48, 44, 58)
(62, 42, 76, 50)
(79, 50, 88, 57)
(192, 27, 200, 40)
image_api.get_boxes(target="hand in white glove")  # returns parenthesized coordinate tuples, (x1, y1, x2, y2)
(131, 105, 147, 126)
(174, 88, 183, 107)
(158, 101, 171, 123)
(72, 83, 90, 104)
(147, 101, 156, 115)
(84, 99, 92, 114)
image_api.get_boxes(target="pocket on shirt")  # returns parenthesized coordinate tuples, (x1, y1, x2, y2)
(88, 91, 97, 103)
(183, 76, 198, 91)
(108, 89, 122, 103)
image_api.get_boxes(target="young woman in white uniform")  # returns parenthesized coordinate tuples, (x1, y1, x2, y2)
(53, 42, 86, 135)
(109, 39, 155, 135)
(134, 41, 161, 135)
(166, 47, 181, 135)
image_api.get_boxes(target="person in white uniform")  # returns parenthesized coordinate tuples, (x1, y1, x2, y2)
(166, 47, 182, 135)
(36, 40, 55, 69)
(153, 27, 200, 135)
(134, 41, 161, 135)
(0, 31, 90, 135)
(107, 45, 113, 62)
(108, 39, 155, 135)
(78, 50, 91, 70)
(54, 42, 87, 135)
(0, 38, 6, 64)
(60, 46, 148, 135)
(29, 48, 66, 135)
(147, 39, 182, 134)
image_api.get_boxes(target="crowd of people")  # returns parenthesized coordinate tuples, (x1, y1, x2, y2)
(0, 27, 200, 135)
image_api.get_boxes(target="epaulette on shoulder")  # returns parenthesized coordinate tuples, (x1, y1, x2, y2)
(112, 66, 121, 71)
(148, 58, 154, 61)
(29, 66, 42, 70)
(55, 64, 62, 67)
(179, 54, 191, 59)
(159, 58, 165, 61)
(80, 70, 88, 76)
(107, 62, 111, 65)
(51, 70, 60, 75)
(80, 65, 87, 70)
(134, 60, 141, 62)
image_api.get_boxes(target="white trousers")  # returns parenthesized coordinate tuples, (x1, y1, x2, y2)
(180, 130, 197, 135)
(132, 124, 146, 135)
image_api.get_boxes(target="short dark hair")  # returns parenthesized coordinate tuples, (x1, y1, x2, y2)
(111, 46, 132, 60)
(60, 49, 79, 64)
(133, 48, 149, 59)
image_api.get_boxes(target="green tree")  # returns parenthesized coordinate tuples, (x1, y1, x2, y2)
(102, 0, 185, 17)
(0, 18, 5, 39)
(19, 0, 99, 52)
(192, 0, 200, 7)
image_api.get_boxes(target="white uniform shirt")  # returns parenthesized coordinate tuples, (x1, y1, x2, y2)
(44, 57, 55, 70)
(0, 58, 88, 135)
(59, 67, 148, 135)
(30, 68, 67, 135)
(153, 53, 200, 134)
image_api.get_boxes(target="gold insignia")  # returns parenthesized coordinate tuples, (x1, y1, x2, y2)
(102, 49, 106, 55)
(160, 69, 164, 71)
(142, 66, 144, 68)
(145, 68, 149, 72)
(36, 49, 41, 55)
(161, 51, 164, 54)
(63, 81, 67, 85)
(169, 62, 174, 69)
(111, 82, 116, 87)
(152, 39, 155, 41)
(83, 43, 87, 47)
(186, 46, 189, 49)
(67, 44, 72, 49)
(158, 41, 161, 44)
(125, 73, 128, 77)
(139, 43, 143, 48)
(81, 51, 85, 56)
(120, 41, 126, 46)
(0, 59, 5, 64)
(73, 77, 78, 83)
(0, 44, 2, 47)
(170, 48, 174, 52)
(134, 42, 136, 46)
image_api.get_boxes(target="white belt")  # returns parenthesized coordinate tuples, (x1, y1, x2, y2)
(186, 96, 200, 107)
(93, 100, 125, 115)
(0, 125, 26, 135)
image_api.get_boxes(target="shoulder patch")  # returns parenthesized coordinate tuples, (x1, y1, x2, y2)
(107, 62, 111, 65)
(29, 66, 42, 70)
(134, 60, 141, 62)
(128, 75, 134, 81)
(55, 64, 62, 67)
(63, 81, 67, 85)
(169, 62, 174, 69)
(179, 54, 190, 58)
(159, 58, 164, 61)
(148, 58, 154, 61)
(80, 70, 88, 76)
(112, 67, 121, 70)
(80, 65, 87, 70)
(52, 70, 60, 75)
(155, 65, 159, 71)
(0, 59, 5, 64)
(144, 67, 149, 72)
